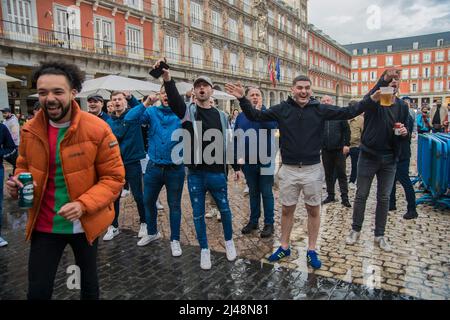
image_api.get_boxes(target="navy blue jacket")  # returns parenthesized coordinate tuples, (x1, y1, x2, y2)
(0, 123, 15, 165)
(98, 111, 110, 122)
(233, 106, 277, 165)
(126, 103, 182, 165)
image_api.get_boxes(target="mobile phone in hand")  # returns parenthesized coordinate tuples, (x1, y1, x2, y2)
(149, 61, 170, 79)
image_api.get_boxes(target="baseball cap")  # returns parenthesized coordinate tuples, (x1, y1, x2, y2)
(1, 107, 11, 113)
(87, 94, 104, 102)
(193, 76, 213, 88)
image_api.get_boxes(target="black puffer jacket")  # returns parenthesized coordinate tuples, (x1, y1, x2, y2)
(322, 120, 350, 151)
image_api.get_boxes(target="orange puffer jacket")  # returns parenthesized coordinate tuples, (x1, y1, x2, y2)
(16, 101, 125, 244)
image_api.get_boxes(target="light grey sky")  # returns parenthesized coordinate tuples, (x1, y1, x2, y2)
(308, 0, 450, 45)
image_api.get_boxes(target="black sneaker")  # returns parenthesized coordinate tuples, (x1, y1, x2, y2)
(389, 204, 397, 211)
(322, 196, 335, 205)
(260, 224, 274, 238)
(403, 210, 418, 220)
(241, 222, 258, 234)
(342, 199, 352, 208)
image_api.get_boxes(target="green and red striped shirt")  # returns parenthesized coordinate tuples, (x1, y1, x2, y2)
(35, 120, 84, 234)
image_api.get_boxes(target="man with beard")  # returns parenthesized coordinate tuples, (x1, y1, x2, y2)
(104, 91, 147, 241)
(124, 87, 185, 257)
(153, 59, 237, 270)
(87, 94, 110, 122)
(6, 61, 125, 299)
(234, 87, 278, 238)
(225, 70, 402, 268)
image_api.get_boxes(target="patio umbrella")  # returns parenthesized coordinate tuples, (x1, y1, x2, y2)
(0, 74, 21, 82)
(79, 75, 161, 99)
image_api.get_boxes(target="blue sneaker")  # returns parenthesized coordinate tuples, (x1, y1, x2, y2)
(306, 250, 322, 269)
(268, 246, 291, 262)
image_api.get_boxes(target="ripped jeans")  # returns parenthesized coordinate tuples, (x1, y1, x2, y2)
(187, 169, 233, 249)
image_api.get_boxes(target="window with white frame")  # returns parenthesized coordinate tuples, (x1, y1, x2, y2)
(385, 56, 393, 66)
(435, 51, 444, 62)
(434, 81, 443, 92)
(401, 54, 410, 65)
(370, 71, 377, 81)
(164, 0, 179, 21)
(370, 57, 377, 67)
(437, 39, 444, 47)
(268, 34, 274, 49)
(448, 64, 450, 76)
(124, 0, 143, 11)
(352, 59, 359, 68)
(422, 81, 430, 92)
(413, 42, 419, 49)
(411, 54, 419, 64)
(244, 56, 253, 74)
(387, 45, 392, 52)
(164, 35, 179, 61)
(211, 10, 221, 35)
(411, 83, 417, 93)
(53, 5, 81, 47)
(286, 19, 292, 33)
(229, 52, 238, 72)
(278, 39, 283, 53)
(287, 43, 293, 58)
(228, 0, 234, 5)
(190, 2, 202, 28)
(242, 0, 251, 13)
(361, 71, 368, 82)
(258, 57, 264, 74)
(362, 85, 368, 93)
(3, 0, 37, 42)
(278, 14, 283, 30)
(228, 17, 238, 41)
(401, 69, 409, 79)
(244, 24, 252, 45)
(363, 48, 368, 55)
(361, 58, 369, 68)
(191, 43, 203, 66)
(351, 86, 358, 96)
(212, 47, 221, 70)
(435, 65, 443, 77)
(126, 25, 143, 58)
(267, 9, 274, 24)
(423, 67, 430, 78)
(423, 52, 431, 63)
(352, 49, 358, 55)
(94, 16, 114, 53)
(410, 68, 418, 79)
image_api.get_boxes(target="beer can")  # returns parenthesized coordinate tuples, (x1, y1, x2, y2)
(18, 172, 34, 209)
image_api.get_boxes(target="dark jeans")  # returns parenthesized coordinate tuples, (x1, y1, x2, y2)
(348, 147, 360, 184)
(187, 170, 233, 249)
(389, 158, 416, 212)
(144, 163, 185, 240)
(242, 164, 274, 225)
(27, 231, 99, 300)
(322, 149, 349, 200)
(113, 161, 146, 228)
(352, 152, 397, 237)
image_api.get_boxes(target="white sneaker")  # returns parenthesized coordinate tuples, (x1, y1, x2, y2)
(156, 199, 164, 210)
(137, 232, 161, 246)
(170, 240, 182, 257)
(121, 189, 130, 198)
(225, 240, 237, 261)
(345, 230, 360, 245)
(349, 182, 356, 190)
(244, 186, 249, 194)
(200, 248, 211, 270)
(0, 236, 8, 247)
(103, 226, 119, 241)
(138, 223, 148, 238)
(375, 236, 392, 252)
(205, 208, 217, 218)
(217, 210, 221, 222)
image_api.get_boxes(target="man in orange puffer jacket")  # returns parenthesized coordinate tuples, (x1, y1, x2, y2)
(6, 61, 125, 300)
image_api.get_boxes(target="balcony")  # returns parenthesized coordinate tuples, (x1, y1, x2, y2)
(0, 19, 155, 62)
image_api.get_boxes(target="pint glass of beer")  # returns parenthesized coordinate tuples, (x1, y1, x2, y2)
(380, 87, 394, 107)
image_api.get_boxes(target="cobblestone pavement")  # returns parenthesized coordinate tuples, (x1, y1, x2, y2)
(1, 149, 448, 300)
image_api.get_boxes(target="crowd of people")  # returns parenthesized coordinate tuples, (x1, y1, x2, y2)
(0, 59, 447, 299)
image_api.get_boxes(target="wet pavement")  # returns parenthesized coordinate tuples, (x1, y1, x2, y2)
(1, 150, 449, 300)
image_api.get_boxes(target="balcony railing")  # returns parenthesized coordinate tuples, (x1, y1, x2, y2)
(1, 20, 299, 84)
